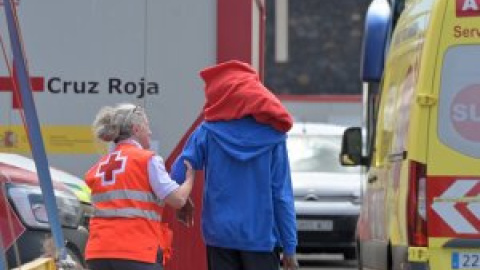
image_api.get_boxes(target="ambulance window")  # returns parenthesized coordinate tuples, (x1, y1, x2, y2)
(365, 81, 381, 166)
(392, 0, 406, 29)
(375, 81, 398, 165)
(438, 45, 480, 158)
(391, 65, 415, 154)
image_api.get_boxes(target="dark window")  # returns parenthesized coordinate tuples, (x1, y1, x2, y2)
(265, 0, 370, 95)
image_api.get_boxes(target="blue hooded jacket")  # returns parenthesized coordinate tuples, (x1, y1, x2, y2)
(171, 117, 297, 255)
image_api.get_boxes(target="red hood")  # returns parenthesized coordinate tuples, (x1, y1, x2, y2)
(200, 60, 293, 133)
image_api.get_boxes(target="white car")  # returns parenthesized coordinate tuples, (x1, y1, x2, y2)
(287, 123, 362, 260)
(0, 153, 91, 203)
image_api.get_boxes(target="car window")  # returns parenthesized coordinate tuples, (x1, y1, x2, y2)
(287, 134, 360, 173)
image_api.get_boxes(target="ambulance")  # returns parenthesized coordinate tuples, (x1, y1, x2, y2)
(340, 0, 480, 269)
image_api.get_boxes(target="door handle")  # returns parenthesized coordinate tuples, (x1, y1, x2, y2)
(368, 175, 377, 183)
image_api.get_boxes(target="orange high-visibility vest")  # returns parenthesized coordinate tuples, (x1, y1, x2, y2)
(85, 142, 172, 263)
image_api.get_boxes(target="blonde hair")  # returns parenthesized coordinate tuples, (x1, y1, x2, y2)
(92, 103, 146, 143)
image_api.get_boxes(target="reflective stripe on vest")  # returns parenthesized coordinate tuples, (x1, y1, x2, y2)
(93, 207, 162, 221)
(92, 190, 164, 221)
(92, 190, 161, 204)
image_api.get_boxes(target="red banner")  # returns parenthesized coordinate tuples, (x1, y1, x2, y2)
(0, 192, 25, 250)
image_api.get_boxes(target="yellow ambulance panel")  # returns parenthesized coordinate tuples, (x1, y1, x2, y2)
(341, 0, 480, 269)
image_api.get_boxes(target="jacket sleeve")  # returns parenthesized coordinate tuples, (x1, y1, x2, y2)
(170, 126, 206, 184)
(271, 141, 297, 255)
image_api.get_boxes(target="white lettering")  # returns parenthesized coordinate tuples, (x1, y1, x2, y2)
(463, 0, 479, 11)
(453, 104, 480, 122)
(469, 104, 480, 121)
(453, 104, 468, 121)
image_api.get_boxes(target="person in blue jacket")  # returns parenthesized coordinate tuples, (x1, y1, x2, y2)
(171, 60, 298, 270)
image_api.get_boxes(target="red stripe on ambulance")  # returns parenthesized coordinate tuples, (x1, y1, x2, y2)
(455, 202, 480, 233)
(428, 177, 480, 237)
(457, 0, 480, 17)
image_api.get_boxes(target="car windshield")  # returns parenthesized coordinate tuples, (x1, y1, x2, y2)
(287, 134, 360, 173)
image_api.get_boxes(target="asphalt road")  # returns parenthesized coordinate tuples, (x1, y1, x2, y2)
(294, 254, 357, 270)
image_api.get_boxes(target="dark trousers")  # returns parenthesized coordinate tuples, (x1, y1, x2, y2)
(87, 249, 163, 270)
(207, 245, 280, 270)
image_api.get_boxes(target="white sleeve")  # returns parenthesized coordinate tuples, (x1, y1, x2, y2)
(148, 155, 180, 200)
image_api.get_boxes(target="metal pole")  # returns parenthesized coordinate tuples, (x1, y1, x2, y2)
(2, 0, 66, 260)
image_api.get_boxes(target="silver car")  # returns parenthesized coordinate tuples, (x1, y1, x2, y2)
(287, 123, 362, 260)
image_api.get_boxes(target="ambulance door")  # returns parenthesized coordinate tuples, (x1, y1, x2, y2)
(426, 0, 480, 269)
(361, 72, 398, 270)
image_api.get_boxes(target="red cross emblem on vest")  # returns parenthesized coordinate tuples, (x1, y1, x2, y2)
(96, 151, 127, 185)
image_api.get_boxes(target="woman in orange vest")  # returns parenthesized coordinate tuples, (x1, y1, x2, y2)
(84, 103, 195, 270)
